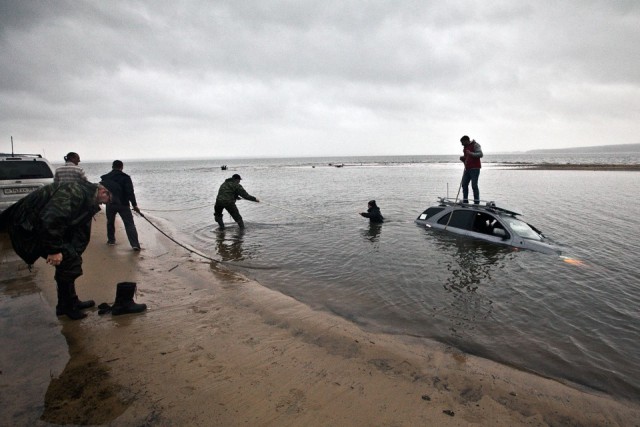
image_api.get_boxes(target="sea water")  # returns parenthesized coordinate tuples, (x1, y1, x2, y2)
(80, 154, 640, 401)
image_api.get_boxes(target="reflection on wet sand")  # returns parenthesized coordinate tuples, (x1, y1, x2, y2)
(1, 236, 68, 425)
(40, 327, 129, 425)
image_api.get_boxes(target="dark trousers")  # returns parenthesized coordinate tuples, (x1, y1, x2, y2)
(214, 202, 244, 227)
(53, 244, 83, 283)
(106, 204, 140, 247)
(462, 168, 481, 204)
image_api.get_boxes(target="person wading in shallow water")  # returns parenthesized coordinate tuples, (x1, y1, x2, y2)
(359, 200, 384, 223)
(214, 174, 259, 229)
(459, 135, 483, 204)
(0, 181, 111, 320)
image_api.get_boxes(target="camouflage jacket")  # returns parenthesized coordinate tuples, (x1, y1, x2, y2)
(215, 178, 257, 205)
(0, 181, 100, 265)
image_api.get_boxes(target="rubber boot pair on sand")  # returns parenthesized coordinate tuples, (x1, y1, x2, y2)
(56, 282, 147, 320)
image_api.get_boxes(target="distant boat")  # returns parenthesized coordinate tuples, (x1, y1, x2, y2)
(221, 165, 227, 170)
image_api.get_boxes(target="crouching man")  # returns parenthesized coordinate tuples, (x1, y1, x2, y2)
(0, 181, 112, 320)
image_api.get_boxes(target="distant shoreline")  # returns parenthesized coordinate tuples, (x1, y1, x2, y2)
(493, 163, 640, 171)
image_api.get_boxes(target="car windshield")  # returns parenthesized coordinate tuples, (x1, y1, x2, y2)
(501, 216, 542, 240)
(0, 161, 54, 180)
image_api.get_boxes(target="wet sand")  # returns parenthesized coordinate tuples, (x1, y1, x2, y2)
(1, 212, 639, 426)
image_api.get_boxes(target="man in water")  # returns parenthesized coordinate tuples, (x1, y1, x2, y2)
(100, 160, 142, 250)
(54, 151, 87, 183)
(459, 135, 483, 204)
(0, 181, 112, 320)
(359, 200, 384, 223)
(214, 174, 259, 229)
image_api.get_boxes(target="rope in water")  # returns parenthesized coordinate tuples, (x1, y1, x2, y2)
(142, 198, 320, 221)
(259, 200, 320, 220)
(135, 211, 219, 263)
(136, 211, 282, 270)
(143, 202, 215, 212)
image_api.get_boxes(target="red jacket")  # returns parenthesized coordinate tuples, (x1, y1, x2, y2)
(462, 141, 483, 169)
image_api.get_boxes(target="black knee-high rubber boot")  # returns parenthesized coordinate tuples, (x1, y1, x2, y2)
(55, 283, 94, 315)
(70, 282, 95, 310)
(55, 281, 87, 320)
(111, 282, 147, 316)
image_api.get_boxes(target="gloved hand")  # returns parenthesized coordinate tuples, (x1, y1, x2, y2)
(133, 206, 141, 213)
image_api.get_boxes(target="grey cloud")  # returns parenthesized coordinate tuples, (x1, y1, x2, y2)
(1, 0, 639, 159)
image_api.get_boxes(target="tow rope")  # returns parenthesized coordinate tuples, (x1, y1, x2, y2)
(135, 211, 219, 263)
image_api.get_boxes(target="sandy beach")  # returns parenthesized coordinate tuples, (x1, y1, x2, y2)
(1, 211, 639, 426)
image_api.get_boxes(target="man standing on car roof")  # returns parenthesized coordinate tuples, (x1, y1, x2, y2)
(0, 181, 112, 320)
(54, 152, 87, 183)
(459, 135, 483, 204)
(214, 174, 259, 229)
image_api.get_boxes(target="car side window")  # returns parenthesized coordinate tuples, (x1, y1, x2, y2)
(472, 212, 497, 235)
(437, 209, 475, 229)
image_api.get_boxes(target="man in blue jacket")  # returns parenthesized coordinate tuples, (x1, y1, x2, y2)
(100, 160, 141, 250)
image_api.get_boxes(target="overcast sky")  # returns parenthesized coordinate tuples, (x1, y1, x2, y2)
(1, 0, 639, 161)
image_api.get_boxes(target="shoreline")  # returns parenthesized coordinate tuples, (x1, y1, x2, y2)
(491, 162, 640, 171)
(2, 212, 640, 425)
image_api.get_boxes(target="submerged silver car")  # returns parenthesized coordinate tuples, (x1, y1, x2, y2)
(415, 198, 560, 255)
(0, 153, 55, 212)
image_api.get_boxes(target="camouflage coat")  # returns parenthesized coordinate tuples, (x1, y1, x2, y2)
(215, 178, 257, 205)
(0, 182, 100, 265)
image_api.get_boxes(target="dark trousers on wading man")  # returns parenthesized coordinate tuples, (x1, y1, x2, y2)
(213, 174, 259, 229)
(214, 201, 244, 228)
(101, 161, 142, 250)
(106, 203, 140, 248)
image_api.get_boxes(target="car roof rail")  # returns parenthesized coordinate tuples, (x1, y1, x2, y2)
(437, 196, 521, 216)
(0, 153, 44, 159)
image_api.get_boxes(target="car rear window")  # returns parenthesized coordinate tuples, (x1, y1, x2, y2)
(0, 161, 54, 180)
(418, 207, 444, 221)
